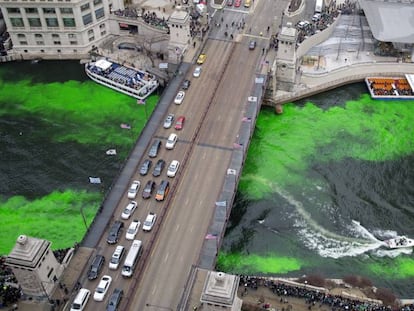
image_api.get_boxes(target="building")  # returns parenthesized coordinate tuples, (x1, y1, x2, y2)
(276, 22, 298, 90)
(0, 0, 124, 59)
(167, 7, 191, 64)
(5, 235, 64, 299)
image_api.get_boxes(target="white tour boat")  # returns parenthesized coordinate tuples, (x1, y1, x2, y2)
(384, 236, 414, 249)
(85, 58, 158, 100)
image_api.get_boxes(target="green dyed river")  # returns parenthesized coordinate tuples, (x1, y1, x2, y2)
(0, 62, 413, 297)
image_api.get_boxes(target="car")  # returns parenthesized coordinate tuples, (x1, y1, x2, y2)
(148, 139, 161, 158)
(121, 201, 137, 220)
(106, 288, 123, 311)
(139, 159, 152, 176)
(87, 255, 105, 280)
(93, 275, 112, 301)
(175, 116, 185, 130)
(249, 40, 256, 50)
(197, 53, 206, 65)
(167, 160, 180, 177)
(182, 79, 191, 90)
(165, 133, 178, 150)
(193, 66, 202, 78)
(106, 221, 124, 244)
(227, 0, 233, 6)
(163, 113, 175, 129)
(142, 180, 156, 199)
(125, 219, 141, 240)
(312, 13, 321, 22)
(152, 159, 166, 177)
(297, 20, 310, 30)
(234, 0, 241, 7)
(155, 180, 170, 201)
(108, 246, 125, 270)
(142, 212, 157, 232)
(127, 180, 141, 199)
(174, 91, 185, 105)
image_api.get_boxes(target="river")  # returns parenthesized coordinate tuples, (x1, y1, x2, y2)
(0, 61, 413, 297)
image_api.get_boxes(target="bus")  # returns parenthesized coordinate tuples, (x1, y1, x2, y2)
(121, 240, 143, 277)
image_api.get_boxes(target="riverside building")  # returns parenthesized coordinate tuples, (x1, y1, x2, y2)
(0, 0, 124, 58)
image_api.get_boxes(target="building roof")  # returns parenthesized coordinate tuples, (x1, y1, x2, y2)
(360, 0, 414, 44)
(95, 59, 112, 71)
(200, 271, 240, 307)
(6, 235, 51, 269)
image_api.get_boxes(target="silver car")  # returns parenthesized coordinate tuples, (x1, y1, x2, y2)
(163, 113, 174, 129)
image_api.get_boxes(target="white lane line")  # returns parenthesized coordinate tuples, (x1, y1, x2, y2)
(164, 252, 169, 263)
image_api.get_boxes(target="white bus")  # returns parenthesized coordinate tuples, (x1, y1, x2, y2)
(121, 240, 143, 277)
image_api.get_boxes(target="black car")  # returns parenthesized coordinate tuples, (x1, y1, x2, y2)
(87, 254, 105, 280)
(152, 159, 166, 177)
(106, 288, 123, 311)
(182, 79, 191, 90)
(148, 139, 161, 158)
(142, 180, 156, 199)
(139, 159, 152, 176)
(106, 221, 124, 244)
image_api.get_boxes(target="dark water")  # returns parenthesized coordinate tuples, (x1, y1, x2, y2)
(1, 62, 413, 297)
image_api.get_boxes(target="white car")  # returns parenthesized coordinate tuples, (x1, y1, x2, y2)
(163, 113, 174, 129)
(93, 275, 112, 301)
(142, 213, 157, 232)
(127, 180, 141, 199)
(165, 133, 178, 150)
(125, 219, 141, 240)
(174, 91, 185, 105)
(121, 201, 137, 220)
(109, 245, 125, 270)
(193, 66, 202, 78)
(167, 160, 180, 177)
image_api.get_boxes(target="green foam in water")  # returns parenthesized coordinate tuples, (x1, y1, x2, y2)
(216, 252, 302, 274)
(239, 96, 414, 200)
(369, 257, 414, 279)
(0, 190, 101, 254)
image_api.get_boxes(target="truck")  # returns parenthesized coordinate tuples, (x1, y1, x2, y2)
(315, 0, 323, 13)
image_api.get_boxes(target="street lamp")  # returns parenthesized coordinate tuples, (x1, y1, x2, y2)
(80, 206, 88, 230)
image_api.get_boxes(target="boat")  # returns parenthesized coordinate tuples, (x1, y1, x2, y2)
(106, 149, 117, 155)
(365, 75, 414, 100)
(384, 236, 414, 249)
(85, 58, 158, 100)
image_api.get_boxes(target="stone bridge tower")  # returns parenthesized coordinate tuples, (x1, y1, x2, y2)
(276, 22, 298, 91)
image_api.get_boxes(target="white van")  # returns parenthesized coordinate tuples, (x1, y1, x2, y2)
(70, 288, 91, 311)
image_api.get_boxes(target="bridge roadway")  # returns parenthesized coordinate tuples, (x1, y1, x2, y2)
(67, 1, 288, 311)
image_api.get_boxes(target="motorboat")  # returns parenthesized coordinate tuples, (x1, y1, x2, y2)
(85, 58, 158, 100)
(384, 236, 414, 249)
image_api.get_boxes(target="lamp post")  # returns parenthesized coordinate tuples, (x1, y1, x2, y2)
(80, 206, 88, 230)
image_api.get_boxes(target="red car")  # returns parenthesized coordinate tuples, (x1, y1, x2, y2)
(234, 0, 241, 7)
(175, 116, 185, 130)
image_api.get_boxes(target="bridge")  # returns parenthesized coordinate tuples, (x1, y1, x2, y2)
(49, 1, 414, 311)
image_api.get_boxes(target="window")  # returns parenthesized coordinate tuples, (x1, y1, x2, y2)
(68, 33, 76, 38)
(17, 33, 26, 38)
(19, 41, 28, 45)
(25, 7, 37, 13)
(95, 7, 104, 19)
(93, 0, 102, 4)
(40, 49, 45, 52)
(46, 18, 59, 27)
(53, 41, 61, 45)
(47, 268, 54, 278)
(10, 18, 24, 27)
(70, 41, 78, 45)
(7, 8, 20, 13)
(87, 29, 94, 36)
(52, 33, 59, 38)
(80, 3, 90, 11)
(63, 18, 75, 27)
(60, 7, 73, 13)
(35, 33, 43, 38)
(36, 41, 44, 45)
(88, 36, 94, 42)
(43, 8, 56, 13)
(28, 18, 41, 26)
(82, 13, 92, 25)
(100, 30, 106, 36)
(99, 23, 105, 29)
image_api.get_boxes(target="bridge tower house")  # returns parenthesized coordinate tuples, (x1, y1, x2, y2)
(275, 22, 299, 91)
(167, 7, 191, 64)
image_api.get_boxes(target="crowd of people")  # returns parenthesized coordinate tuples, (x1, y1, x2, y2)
(367, 78, 414, 97)
(239, 275, 414, 311)
(0, 257, 21, 308)
(113, 7, 169, 30)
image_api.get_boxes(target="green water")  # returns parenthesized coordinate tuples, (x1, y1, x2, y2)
(0, 61, 159, 254)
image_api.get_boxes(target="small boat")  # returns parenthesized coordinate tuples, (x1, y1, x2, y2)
(120, 123, 131, 129)
(384, 236, 414, 249)
(365, 75, 414, 100)
(106, 149, 117, 155)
